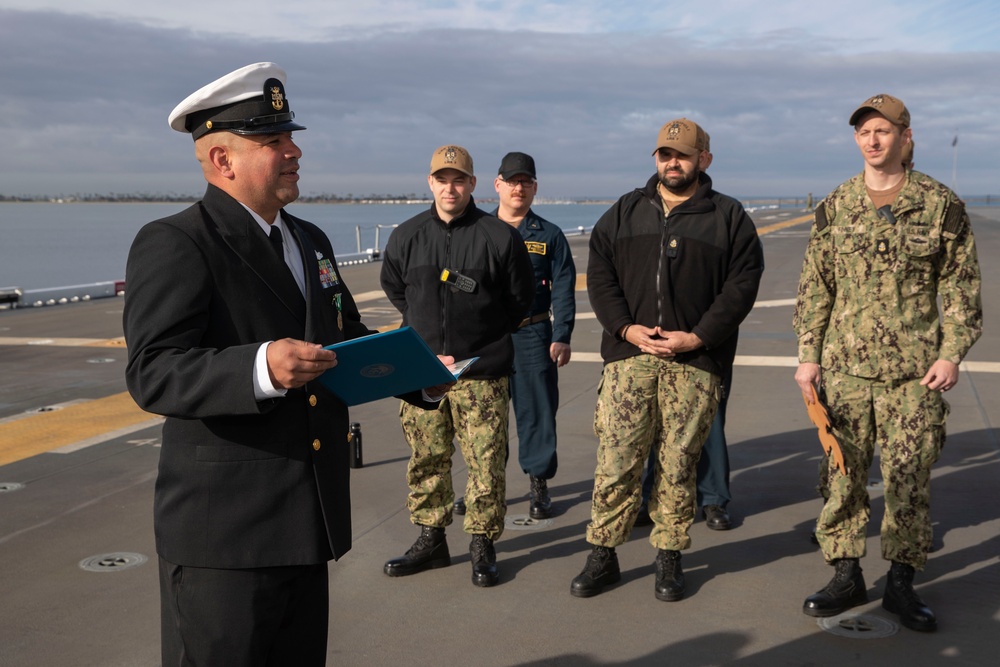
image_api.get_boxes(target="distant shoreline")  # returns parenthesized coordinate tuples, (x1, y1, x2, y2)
(3, 195, 997, 207)
(0, 197, 618, 206)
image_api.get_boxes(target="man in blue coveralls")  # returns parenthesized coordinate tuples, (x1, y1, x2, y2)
(456, 152, 576, 519)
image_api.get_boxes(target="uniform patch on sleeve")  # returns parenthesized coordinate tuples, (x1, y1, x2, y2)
(525, 241, 547, 255)
(814, 203, 829, 232)
(943, 201, 965, 235)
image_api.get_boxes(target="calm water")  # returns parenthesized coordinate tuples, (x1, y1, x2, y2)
(0, 201, 607, 290)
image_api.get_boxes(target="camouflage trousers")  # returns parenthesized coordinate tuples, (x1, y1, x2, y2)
(816, 370, 948, 569)
(587, 355, 720, 551)
(399, 378, 509, 541)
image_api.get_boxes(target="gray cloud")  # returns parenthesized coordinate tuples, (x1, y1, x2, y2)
(2, 9, 997, 200)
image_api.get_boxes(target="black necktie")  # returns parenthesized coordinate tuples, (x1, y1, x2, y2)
(268, 225, 285, 261)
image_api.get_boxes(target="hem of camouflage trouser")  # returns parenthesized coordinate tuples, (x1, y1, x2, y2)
(586, 539, 625, 548)
(819, 549, 866, 564)
(881, 549, 928, 571)
(649, 537, 692, 551)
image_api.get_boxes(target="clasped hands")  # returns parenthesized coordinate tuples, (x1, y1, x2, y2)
(622, 324, 703, 358)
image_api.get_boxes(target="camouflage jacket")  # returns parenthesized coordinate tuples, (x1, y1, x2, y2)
(794, 170, 982, 380)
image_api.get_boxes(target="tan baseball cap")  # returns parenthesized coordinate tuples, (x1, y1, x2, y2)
(849, 93, 910, 128)
(430, 145, 474, 176)
(652, 118, 709, 156)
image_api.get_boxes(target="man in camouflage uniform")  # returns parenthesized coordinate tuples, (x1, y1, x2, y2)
(573, 119, 764, 601)
(380, 145, 534, 587)
(794, 94, 982, 631)
(810, 135, 917, 539)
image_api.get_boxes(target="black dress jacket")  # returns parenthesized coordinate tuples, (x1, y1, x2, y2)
(124, 184, 369, 569)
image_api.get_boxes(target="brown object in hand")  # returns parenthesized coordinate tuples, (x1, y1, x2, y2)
(804, 384, 847, 475)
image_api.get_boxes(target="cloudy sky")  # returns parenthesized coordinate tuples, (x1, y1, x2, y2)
(1, 1, 998, 200)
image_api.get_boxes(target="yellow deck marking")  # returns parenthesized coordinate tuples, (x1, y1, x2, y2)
(0, 336, 125, 347)
(0, 392, 155, 467)
(756, 213, 813, 235)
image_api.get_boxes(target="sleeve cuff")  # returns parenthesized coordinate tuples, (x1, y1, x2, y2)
(254, 342, 287, 400)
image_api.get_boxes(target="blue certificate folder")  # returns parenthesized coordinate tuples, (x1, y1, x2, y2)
(318, 327, 477, 406)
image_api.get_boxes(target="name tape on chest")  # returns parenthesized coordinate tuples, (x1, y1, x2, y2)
(525, 241, 547, 256)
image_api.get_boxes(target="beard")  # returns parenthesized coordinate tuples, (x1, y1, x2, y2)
(658, 167, 699, 194)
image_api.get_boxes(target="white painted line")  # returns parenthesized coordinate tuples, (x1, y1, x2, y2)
(571, 354, 1000, 373)
(352, 290, 387, 303)
(51, 417, 165, 453)
(753, 298, 798, 308)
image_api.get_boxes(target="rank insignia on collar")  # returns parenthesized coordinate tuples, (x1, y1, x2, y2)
(876, 238, 889, 255)
(315, 250, 324, 260)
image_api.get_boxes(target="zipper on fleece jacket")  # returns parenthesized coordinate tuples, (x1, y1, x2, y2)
(655, 198, 670, 331)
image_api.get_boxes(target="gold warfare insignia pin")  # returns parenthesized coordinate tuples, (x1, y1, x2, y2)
(525, 241, 547, 255)
(271, 86, 285, 111)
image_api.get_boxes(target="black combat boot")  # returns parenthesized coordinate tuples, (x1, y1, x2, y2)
(570, 546, 621, 598)
(470, 534, 499, 587)
(654, 549, 685, 601)
(383, 526, 450, 577)
(529, 475, 553, 519)
(802, 558, 868, 617)
(882, 561, 937, 632)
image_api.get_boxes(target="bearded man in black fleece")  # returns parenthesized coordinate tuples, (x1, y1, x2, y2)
(572, 118, 764, 602)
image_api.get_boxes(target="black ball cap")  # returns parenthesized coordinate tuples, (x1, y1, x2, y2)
(498, 152, 536, 180)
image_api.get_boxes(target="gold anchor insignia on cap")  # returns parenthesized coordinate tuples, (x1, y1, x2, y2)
(270, 85, 285, 111)
(666, 122, 683, 139)
(868, 95, 885, 108)
(444, 147, 458, 163)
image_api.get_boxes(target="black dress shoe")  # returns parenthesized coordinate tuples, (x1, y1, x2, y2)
(470, 535, 499, 587)
(453, 498, 466, 515)
(654, 549, 685, 601)
(703, 505, 731, 531)
(529, 476, 553, 519)
(882, 561, 937, 632)
(570, 546, 621, 598)
(383, 526, 450, 577)
(633, 503, 653, 527)
(803, 558, 868, 617)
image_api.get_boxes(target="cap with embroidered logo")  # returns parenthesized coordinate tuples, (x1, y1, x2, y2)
(167, 62, 306, 141)
(849, 93, 910, 128)
(430, 145, 474, 177)
(653, 118, 709, 156)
